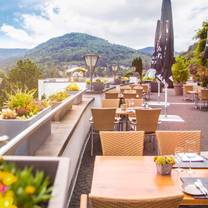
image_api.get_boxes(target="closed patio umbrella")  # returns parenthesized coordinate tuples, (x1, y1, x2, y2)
(151, 20, 163, 75)
(159, 0, 174, 86)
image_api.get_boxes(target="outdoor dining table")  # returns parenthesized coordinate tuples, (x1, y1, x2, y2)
(91, 156, 208, 206)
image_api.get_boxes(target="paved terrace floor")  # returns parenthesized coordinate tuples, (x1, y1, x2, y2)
(69, 89, 208, 208)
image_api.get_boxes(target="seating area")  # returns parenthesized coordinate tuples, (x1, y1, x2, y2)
(183, 84, 208, 110)
(69, 87, 208, 208)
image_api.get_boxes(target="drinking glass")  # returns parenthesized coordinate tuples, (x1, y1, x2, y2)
(174, 145, 184, 173)
(185, 140, 196, 175)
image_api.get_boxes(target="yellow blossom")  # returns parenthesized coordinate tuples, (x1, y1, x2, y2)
(0, 172, 17, 186)
(25, 185, 36, 195)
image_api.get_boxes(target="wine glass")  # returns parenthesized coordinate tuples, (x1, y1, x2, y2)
(174, 145, 184, 173)
(185, 140, 196, 175)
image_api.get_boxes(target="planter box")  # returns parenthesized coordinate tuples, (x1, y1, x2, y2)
(67, 91, 83, 105)
(150, 82, 163, 92)
(174, 84, 183, 96)
(0, 107, 51, 139)
(92, 82, 105, 92)
(4, 156, 70, 208)
(51, 101, 72, 122)
(0, 107, 52, 155)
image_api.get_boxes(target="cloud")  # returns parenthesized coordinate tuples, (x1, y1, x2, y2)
(0, 0, 208, 51)
(1, 24, 34, 44)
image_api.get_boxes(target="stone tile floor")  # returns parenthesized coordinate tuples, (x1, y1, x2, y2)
(69, 89, 208, 208)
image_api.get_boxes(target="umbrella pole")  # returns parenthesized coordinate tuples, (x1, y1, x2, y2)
(164, 83, 168, 117)
(157, 81, 160, 100)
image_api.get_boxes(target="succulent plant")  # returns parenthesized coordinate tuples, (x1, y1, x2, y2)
(154, 156, 176, 165)
(0, 108, 17, 119)
(49, 91, 68, 102)
(66, 83, 80, 91)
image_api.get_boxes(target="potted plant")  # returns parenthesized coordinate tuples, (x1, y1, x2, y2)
(0, 156, 70, 208)
(85, 79, 91, 90)
(92, 79, 104, 92)
(65, 83, 80, 94)
(172, 56, 189, 95)
(0, 89, 51, 155)
(154, 156, 176, 175)
(48, 91, 69, 109)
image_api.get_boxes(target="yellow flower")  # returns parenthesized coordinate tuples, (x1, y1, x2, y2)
(25, 185, 36, 195)
(1, 172, 17, 186)
(0, 191, 16, 208)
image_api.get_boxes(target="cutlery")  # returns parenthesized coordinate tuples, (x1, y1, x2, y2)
(196, 179, 208, 195)
(194, 181, 206, 196)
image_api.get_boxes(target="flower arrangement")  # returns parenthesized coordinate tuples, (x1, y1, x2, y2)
(48, 91, 68, 103)
(0, 89, 49, 120)
(0, 157, 52, 208)
(66, 83, 80, 91)
(154, 156, 176, 175)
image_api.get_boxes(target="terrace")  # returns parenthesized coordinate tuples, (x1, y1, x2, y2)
(0, 0, 208, 208)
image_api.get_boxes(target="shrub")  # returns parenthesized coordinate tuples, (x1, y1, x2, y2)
(172, 56, 189, 84)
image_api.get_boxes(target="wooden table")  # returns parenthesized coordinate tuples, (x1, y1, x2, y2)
(91, 156, 208, 206)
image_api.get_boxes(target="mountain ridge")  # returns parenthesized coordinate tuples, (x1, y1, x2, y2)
(0, 32, 152, 70)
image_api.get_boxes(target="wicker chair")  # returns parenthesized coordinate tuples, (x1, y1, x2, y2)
(123, 91, 137, 99)
(134, 108, 161, 133)
(133, 87, 143, 98)
(105, 92, 119, 99)
(156, 130, 201, 155)
(141, 84, 150, 100)
(91, 108, 116, 156)
(120, 86, 131, 94)
(197, 89, 208, 110)
(100, 131, 144, 156)
(131, 108, 161, 151)
(183, 84, 194, 101)
(101, 99, 120, 108)
(125, 98, 144, 107)
(80, 194, 183, 208)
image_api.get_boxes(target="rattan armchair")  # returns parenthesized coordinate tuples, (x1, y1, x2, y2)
(80, 194, 183, 208)
(156, 130, 201, 155)
(183, 84, 194, 101)
(123, 91, 137, 99)
(101, 99, 120, 108)
(141, 84, 150, 100)
(105, 91, 119, 99)
(100, 131, 144, 156)
(134, 108, 161, 133)
(131, 108, 161, 152)
(133, 87, 143, 98)
(90, 108, 116, 156)
(125, 98, 144, 107)
(197, 89, 208, 110)
(120, 86, 131, 94)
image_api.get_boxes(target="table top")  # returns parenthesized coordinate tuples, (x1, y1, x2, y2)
(91, 156, 208, 205)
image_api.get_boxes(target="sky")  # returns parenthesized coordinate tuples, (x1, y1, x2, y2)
(0, 0, 207, 52)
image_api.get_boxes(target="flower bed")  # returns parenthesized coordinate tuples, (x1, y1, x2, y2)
(0, 90, 52, 155)
(0, 156, 70, 208)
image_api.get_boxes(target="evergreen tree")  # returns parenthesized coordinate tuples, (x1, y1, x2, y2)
(132, 57, 143, 79)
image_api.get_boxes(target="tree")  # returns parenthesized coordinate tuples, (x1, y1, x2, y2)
(132, 57, 143, 79)
(8, 59, 42, 92)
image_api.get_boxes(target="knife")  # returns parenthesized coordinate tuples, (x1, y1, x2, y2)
(194, 181, 206, 195)
(196, 179, 208, 195)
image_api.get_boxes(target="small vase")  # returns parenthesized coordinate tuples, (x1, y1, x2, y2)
(156, 164, 173, 175)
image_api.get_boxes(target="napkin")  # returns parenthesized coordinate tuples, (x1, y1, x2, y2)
(177, 153, 204, 162)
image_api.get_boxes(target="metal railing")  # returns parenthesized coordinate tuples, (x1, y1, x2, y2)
(0, 90, 85, 155)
